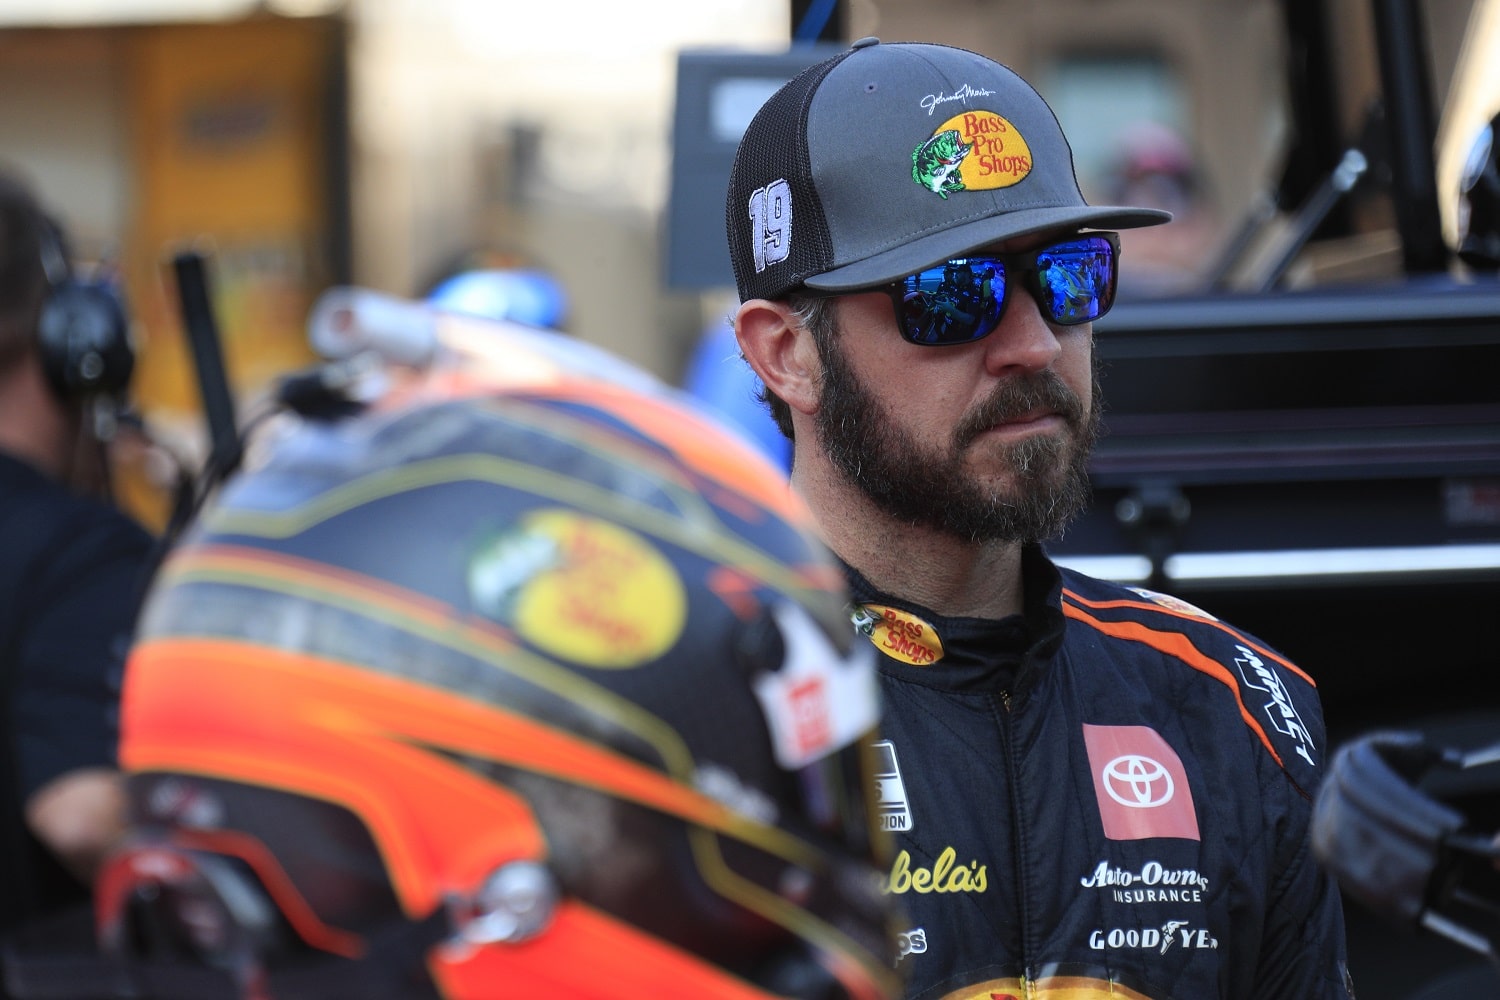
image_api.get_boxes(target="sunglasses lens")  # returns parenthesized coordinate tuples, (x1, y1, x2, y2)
(897, 260, 1006, 345)
(1035, 236, 1117, 324)
(891, 235, 1118, 344)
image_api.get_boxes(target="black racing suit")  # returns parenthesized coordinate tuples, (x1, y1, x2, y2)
(849, 545, 1352, 999)
(1, 451, 154, 938)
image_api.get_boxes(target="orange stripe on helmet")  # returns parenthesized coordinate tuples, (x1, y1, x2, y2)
(160, 544, 493, 639)
(120, 638, 792, 912)
(366, 361, 804, 529)
(140, 547, 817, 861)
(122, 642, 545, 915)
(526, 381, 805, 523)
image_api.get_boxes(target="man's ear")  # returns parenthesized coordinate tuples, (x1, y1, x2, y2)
(733, 299, 821, 418)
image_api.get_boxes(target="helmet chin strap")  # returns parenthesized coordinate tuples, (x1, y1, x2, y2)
(256, 908, 453, 1000)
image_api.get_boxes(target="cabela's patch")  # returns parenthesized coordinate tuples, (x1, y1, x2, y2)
(911, 110, 1032, 199)
(467, 510, 685, 668)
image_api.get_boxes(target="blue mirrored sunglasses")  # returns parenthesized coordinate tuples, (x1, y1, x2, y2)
(811, 233, 1121, 346)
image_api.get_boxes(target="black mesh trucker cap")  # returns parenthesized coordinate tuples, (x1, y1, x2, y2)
(725, 38, 1172, 302)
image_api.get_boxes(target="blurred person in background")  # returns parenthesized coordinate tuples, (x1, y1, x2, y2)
(1104, 122, 1224, 298)
(422, 247, 570, 331)
(426, 263, 570, 331)
(0, 171, 154, 945)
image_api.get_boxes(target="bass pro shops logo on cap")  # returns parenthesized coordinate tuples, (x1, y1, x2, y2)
(911, 111, 1033, 200)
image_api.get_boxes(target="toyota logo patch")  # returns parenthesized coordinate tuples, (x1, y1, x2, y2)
(1082, 724, 1200, 840)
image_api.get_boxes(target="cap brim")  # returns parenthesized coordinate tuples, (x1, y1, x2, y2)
(800, 205, 1172, 292)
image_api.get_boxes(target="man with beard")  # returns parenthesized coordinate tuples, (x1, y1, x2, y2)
(726, 39, 1353, 1000)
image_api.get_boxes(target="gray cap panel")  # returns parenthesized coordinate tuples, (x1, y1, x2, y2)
(803, 41, 1166, 288)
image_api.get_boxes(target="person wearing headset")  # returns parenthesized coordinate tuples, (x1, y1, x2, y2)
(0, 169, 154, 942)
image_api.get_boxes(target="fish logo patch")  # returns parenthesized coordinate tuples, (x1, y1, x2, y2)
(911, 111, 1032, 198)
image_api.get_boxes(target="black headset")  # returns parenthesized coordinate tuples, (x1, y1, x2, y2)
(34, 218, 134, 401)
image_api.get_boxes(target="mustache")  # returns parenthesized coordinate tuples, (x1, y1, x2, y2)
(953, 370, 1087, 449)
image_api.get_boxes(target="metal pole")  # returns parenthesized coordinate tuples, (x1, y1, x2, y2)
(1369, 0, 1451, 273)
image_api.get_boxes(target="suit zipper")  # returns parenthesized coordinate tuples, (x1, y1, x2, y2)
(998, 686, 1036, 997)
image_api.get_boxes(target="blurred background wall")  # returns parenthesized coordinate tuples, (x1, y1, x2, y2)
(0, 0, 1493, 527)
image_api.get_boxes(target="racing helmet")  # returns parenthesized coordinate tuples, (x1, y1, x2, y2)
(101, 347, 899, 998)
(1457, 111, 1500, 271)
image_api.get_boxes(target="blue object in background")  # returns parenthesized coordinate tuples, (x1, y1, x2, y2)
(682, 321, 792, 473)
(427, 268, 569, 329)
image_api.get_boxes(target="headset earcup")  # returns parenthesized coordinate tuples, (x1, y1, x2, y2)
(36, 279, 134, 399)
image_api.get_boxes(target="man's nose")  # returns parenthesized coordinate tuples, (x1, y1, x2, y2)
(981, 289, 1064, 376)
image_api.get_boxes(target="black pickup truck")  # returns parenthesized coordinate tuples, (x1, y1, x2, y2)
(1046, 1, 1500, 994)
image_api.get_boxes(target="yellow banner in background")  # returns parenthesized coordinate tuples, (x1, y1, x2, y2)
(116, 16, 341, 528)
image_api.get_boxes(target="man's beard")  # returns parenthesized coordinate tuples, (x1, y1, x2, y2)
(813, 340, 1100, 543)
